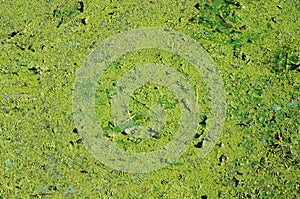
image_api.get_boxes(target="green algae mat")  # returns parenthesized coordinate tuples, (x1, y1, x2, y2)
(1, 0, 299, 198)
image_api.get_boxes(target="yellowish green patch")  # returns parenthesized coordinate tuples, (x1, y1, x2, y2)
(0, 0, 299, 198)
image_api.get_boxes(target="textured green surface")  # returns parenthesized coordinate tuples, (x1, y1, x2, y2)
(1, 0, 299, 198)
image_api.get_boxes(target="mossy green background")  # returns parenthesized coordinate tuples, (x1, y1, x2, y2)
(0, 0, 299, 198)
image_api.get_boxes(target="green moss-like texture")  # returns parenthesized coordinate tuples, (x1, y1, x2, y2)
(1, 0, 299, 198)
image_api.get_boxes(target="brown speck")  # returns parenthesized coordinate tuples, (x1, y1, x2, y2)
(76, 138, 83, 144)
(239, 25, 247, 30)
